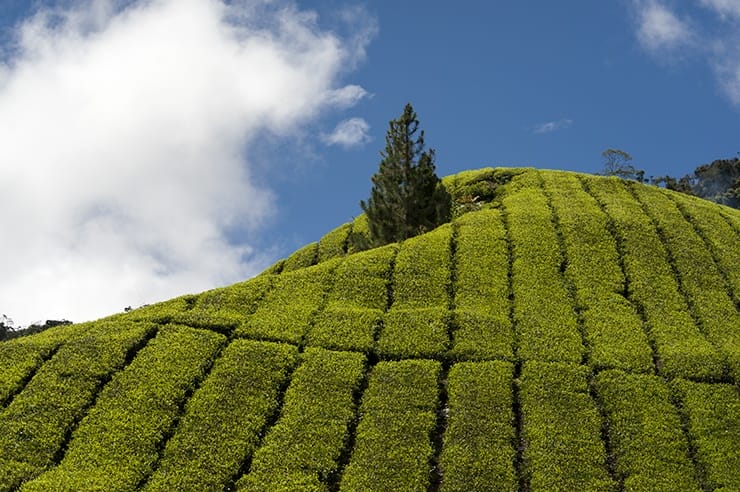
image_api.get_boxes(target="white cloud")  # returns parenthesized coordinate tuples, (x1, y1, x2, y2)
(634, 0, 694, 54)
(711, 40, 740, 105)
(531, 118, 573, 134)
(0, 0, 372, 326)
(323, 84, 369, 108)
(630, 0, 740, 108)
(322, 117, 371, 148)
(699, 0, 740, 105)
(699, 0, 740, 20)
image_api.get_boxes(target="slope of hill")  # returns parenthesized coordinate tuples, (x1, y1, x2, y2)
(1, 168, 739, 491)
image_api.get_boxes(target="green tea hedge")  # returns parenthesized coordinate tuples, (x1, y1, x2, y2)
(504, 184, 582, 363)
(585, 177, 723, 379)
(595, 370, 700, 492)
(238, 348, 365, 491)
(340, 359, 440, 491)
(144, 340, 298, 491)
(543, 172, 652, 373)
(0, 322, 155, 491)
(22, 326, 224, 492)
(520, 361, 615, 491)
(439, 361, 516, 491)
(452, 210, 513, 361)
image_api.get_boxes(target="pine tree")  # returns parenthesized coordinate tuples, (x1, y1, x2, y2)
(360, 103, 451, 246)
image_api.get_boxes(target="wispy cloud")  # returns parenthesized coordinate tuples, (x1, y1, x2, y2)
(633, 0, 695, 54)
(322, 117, 371, 148)
(323, 85, 370, 108)
(531, 118, 573, 134)
(700, 0, 740, 105)
(630, 0, 740, 108)
(0, 0, 373, 326)
(699, 0, 740, 20)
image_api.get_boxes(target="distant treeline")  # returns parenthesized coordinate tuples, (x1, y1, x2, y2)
(0, 317, 72, 341)
(602, 151, 739, 210)
(652, 157, 739, 209)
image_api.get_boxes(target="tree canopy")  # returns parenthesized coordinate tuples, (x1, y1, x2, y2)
(360, 104, 451, 246)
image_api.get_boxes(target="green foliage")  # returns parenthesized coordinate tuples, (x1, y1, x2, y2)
(392, 224, 451, 308)
(0, 339, 60, 408)
(443, 167, 522, 217)
(22, 325, 225, 492)
(595, 370, 701, 492)
(451, 311, 512, 362)
(325, 245, 396, 310)
(237, 348, 365, 491)
(585, 176, 724, 379)
(340, 359, 440, 491)
(260, 259, 285, 276)
(282, 242, 318, 272)
(0, 320, 96, 408)
(451, 210, 513, 361)
(318, 223, 351, 262)
(504, 179, 582, 363)
(520, 361, 616, 491)
(1, 168, 738, 492)
(632, 183, 740, 379)
(671, 379, 740, 491)
(601, 148, 643, 181)
(237, 260, 338, 344)
(542, 172, 653, 372)
(360, 103, 452, 246)
(346, 214, 371, 254)
(172, 275, 273, 333)
(0, 322, 155, 491)
(145, 340, 298, 491)
(377, 307, 450, 359)
(305, 246, 395, 352)
(306, 307, 381, 353)
(119, 295, 198, 324)
(439, 361, 516, 491)
(674, 194, 740, 307)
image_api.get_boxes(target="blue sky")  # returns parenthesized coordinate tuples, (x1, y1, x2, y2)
(1, 0, 738, 325)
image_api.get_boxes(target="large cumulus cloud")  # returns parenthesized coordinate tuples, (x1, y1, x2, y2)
(0, 0, 372, 325)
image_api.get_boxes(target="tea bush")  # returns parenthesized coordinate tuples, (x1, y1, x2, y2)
(144, 340, 298, 491)
(282, 242, 318, 272)
(392, 225, 451, 309)
(439, 361, 516, 491)
(504, 184, 582, 363)
(542, 172, 652, 372)
(237, 261, 338, 343)
(377, 307, 449, 359)
(585, 177, 724, 379)
(340, 359, 440, 491)
(520, 361, 615, 491)
(22, 326, 224, 492)
(452, 210, 513, 361)
(633, 184, 740, 379)
(674, 195, 740, 307)
(594, 370, 700, 492)
(0, 322, 155, 491)
(306, 307, 381, 352)
(318, 223, 351, 262)
(237, 348, 365, 491)
(671, 379, 740, 491)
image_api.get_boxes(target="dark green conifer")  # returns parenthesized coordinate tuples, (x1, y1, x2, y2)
(360, 103, 451, 246)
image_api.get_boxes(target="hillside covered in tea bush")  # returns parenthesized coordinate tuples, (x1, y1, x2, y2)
(1, 168, 739, 491)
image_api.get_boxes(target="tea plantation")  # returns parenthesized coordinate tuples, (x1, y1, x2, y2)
(1, 168, 738, 491)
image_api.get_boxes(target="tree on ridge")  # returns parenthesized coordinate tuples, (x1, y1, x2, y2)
(360, 103, 451, 246)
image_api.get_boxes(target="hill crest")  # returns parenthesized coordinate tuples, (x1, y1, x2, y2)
(1, 167, 739, 491)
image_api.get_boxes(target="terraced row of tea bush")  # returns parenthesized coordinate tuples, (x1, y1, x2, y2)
(1, 168, 738, 491)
